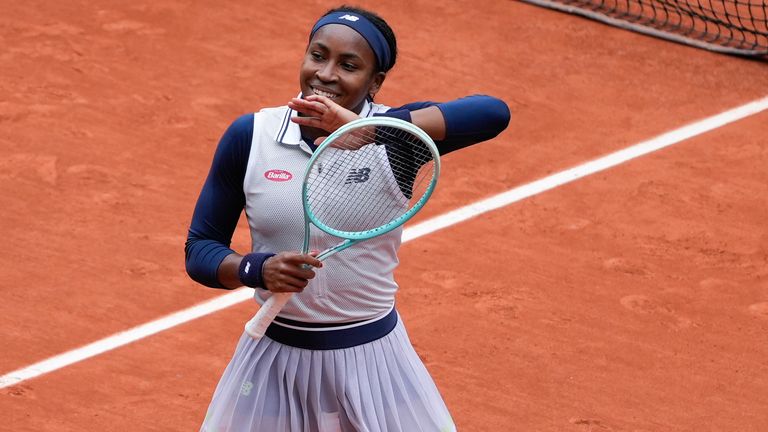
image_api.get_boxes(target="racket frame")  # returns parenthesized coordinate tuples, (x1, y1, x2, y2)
(303, 116, 440, 258)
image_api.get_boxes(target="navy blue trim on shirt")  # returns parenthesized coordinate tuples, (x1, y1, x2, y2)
(265, 307, 399, 350)
(277, 108, 292, 143)
(273, 315, 368, 328)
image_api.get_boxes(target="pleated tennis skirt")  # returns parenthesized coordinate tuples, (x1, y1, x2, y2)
(200, 311, 456, 432)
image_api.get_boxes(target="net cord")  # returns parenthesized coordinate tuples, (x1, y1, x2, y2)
(520, 0, 768, 56)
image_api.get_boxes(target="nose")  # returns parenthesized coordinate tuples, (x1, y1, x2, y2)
(315, 62, 336, 83)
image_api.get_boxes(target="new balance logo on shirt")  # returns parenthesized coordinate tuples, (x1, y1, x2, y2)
(345, 168, 370, 184)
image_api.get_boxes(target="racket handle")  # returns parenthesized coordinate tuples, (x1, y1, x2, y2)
(244, 292, 293, 339)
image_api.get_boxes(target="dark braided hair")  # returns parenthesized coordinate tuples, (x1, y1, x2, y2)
(322, 5, 398, 72)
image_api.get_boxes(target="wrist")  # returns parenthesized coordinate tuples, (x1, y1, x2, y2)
(238, 253, 276, 289)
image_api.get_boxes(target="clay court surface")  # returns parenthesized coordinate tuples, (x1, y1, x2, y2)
(1, 0, 767, 430)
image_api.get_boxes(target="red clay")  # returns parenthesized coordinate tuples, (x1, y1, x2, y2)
(1, 1, 767, 431)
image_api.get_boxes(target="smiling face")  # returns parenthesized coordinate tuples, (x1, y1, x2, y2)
(299, 24, 385, 114)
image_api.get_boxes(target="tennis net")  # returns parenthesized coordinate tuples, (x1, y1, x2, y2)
(520, 0, 768, 57)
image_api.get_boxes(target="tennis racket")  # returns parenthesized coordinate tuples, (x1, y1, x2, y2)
(244, 116, 441, 339)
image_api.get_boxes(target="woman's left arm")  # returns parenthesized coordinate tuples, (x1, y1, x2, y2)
(384, 95, 511, 154)
(289, 94, 510, 153)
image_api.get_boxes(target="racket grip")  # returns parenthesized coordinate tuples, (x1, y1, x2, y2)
(244, 292, 293, 339)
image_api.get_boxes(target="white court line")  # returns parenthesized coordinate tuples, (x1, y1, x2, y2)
(2, 95, 767, 389)
(405, 96, 768, 242)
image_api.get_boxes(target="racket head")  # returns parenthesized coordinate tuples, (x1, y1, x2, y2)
(302, 117, 440, 241)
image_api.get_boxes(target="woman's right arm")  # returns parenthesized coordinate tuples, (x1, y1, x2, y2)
(185, 114, 322, 291)
(185, 114, 255, 289)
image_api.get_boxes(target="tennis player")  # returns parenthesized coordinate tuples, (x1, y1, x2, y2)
(186, 5, 510, 431)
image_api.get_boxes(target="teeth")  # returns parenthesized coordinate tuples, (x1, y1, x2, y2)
(313, 88, 338, 99)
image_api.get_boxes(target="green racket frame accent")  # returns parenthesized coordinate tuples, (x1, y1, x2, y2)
(301, 116, 441, 261)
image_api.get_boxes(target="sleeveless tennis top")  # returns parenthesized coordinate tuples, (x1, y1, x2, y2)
(245, 100, 401, 322)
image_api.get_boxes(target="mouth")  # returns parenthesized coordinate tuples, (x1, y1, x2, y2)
(310, 86, 340, 100)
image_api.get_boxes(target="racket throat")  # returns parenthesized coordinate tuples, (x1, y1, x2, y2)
(316, 240, 354, 261)
(303, 220, 355, 262)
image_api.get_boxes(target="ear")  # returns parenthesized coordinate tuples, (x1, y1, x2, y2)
(368, 72, 386, 99)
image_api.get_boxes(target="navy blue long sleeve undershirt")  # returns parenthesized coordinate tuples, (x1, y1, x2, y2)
(185, 95, 510, 288)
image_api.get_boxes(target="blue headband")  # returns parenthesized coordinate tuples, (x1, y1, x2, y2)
(310, 12, 393, 71)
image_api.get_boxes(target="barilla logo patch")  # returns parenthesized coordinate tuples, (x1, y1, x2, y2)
(264, 169, 293, 182)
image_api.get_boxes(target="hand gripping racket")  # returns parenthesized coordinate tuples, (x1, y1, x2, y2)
(244, 116, 441, 339)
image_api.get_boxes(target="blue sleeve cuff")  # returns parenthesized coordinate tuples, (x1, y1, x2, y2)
(184, 237, 237, 289)
(238, 252, 276, 289)
(375, 109, 412, 123)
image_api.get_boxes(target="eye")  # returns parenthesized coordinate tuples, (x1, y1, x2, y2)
(341, 62, 358, 71)
(310, 51, 324, 61)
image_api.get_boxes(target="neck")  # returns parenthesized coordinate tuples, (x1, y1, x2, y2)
(300, 125, 325, 143)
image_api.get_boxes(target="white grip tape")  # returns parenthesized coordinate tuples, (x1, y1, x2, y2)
(244, 292, 293, 339)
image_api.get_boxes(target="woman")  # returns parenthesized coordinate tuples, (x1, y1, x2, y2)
(186, 5, 510, 432)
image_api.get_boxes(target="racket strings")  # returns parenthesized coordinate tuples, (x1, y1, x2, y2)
(310, 155, 388, 230)
(310, 152, 405, 230)
(305, 124, 436, 234)
(346, 127, 431, 228)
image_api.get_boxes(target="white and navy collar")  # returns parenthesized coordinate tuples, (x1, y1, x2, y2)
(274, 95, 377, 146)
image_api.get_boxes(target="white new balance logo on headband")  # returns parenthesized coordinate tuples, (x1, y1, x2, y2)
(339, 14, 359, 22)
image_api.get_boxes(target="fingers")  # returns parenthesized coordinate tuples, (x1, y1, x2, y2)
(289, 97, 326, 117)
(290, 116, 322, 128)
(303, 94, 332, 105)
(289, 98, 329, 130)
(305, 249, 323, 266)
(262, 251, 323, 293)
(288, 96, 361, 134)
